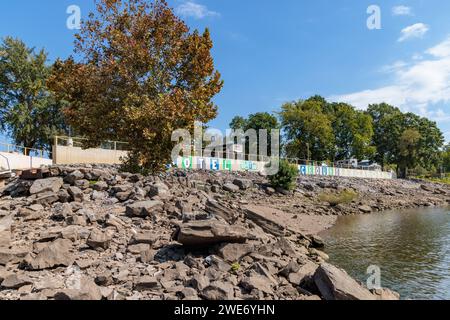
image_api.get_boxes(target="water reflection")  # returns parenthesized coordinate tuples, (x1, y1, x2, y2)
(320, 208, 450, 300)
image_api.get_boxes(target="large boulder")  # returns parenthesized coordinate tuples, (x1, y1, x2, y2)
(233, 179, 253, 190)
(205, 199, 238, 223)
(218, 243, 253, 263)
(29, 178, 63, 195)
(23, 239, 74, 270)
(313, 263, 376, 300)
(125, 200, 163, 218)
(68, 186, 84, 203)
(1, 273, 33, 289)
(63, 170, 84, 185)
(86, 229, 112, 250)
(148, 183, 170, 198)
(175, 220, 250, 246)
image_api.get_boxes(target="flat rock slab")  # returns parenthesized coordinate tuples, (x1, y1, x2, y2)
(29, 178, 63, 195)
(126, 201, 163, 218)
(313, 263, 376, 300)
(244, 205, 336, 236)
(23, 239, 74, 270)
(176, 220, 251, 246)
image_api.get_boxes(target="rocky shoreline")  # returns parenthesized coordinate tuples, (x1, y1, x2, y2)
(0, 165, 449, 300)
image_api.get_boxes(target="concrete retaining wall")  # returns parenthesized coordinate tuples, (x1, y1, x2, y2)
(52, 145, 128, 165)
(177, 156, 394, 180)
(0, 152, 53, 170)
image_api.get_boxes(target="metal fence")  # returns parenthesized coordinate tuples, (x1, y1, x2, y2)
(0, 141, 47, 158)
(54, 136, 129, 151)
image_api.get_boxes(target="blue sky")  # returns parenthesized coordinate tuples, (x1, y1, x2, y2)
(1, 0, 449, 143)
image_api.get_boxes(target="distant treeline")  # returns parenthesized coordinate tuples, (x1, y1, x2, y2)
(230, 96, 447, 178)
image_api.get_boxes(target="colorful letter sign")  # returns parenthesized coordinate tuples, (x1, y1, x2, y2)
(210, 158, 220, 171)
(182, 157, 192, 169)
(223, 159, 232, 171)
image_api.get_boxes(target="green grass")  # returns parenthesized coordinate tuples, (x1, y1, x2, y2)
(420, 176, 450, 185)
(319, 189, 359, 206)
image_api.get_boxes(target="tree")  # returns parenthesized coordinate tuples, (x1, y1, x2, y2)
(49, 0, 223, 173)
(368, 103, 444, 177)
(398, 128, 421, 178)
(0, 37, 67, 154)
(279, 97, 335, 161)
(366, 103, 404, 167)
(229, 112, 280, 157)
(443, 144, 450, 172)
(328, 102, 375, 161)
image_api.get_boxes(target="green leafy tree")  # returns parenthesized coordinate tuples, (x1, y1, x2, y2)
(367, 103, 404, 167)
(229, 112, 279, 157)
(328, 102, 375, 160)
(443, 144, 450, 172)
(279, 97, 335, 161)
(368, 104, 444, 177)
(0, 37, 67, 154)
(398, 128, 421, 178)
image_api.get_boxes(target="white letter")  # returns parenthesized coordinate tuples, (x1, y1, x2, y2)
(367, 5, 381, 30)
(367, 265, 382, 290)
(66, 5, 81, 30)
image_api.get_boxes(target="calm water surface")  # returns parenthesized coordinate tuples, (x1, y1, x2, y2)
(320, 207, 450, 300)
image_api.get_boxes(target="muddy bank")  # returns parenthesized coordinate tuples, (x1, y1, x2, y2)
(0, 165, 448, 301)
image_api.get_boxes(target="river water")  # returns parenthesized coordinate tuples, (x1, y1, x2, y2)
(320, 207, 450, 300)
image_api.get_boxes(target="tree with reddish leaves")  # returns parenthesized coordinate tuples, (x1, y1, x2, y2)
(49, 0, 223, 173)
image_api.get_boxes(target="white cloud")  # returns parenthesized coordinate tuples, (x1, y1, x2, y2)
(398, 23, 429, 42)
(380, 60, 408, 73)
(329, 36, 450, 125)
(175, 1, 219, 19)
(426, 37, 450, 57)
(392, 5, 413, 16)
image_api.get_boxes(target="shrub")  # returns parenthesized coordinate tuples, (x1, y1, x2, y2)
(230, 263, 241, 273)
(268, 160, 299, 191)
(319, 189, 358, 206)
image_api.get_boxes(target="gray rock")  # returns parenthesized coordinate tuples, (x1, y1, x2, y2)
(371, 288, 400, 300)
(29, 178, 63, 195)
(87, 229, 111, 250)
(33, 192, 60, 205)
(125, 200, 163, 218)
(54, 276, 102, 300)
(23, 239, 74, 270)
(233, 179, 253, 190)
(313, 263, 376, 300)
(148, 183, 170, 198)
(0, 215, 12, 248)
(359, 205, 372, 213)
(63, 170, 84, 185)
(188, 274, 210, 291)
(93, 181, 108, 191)
(135, 276, 161, 291)
(223, 183, 240, 193)
(202, 281, 234, 300)
(240, 275, 274, 295)
(1, 274, 33, 289)
(176, 220, 250, 246)
(218, 243, 253, 263)
(68, 186, 84, 202)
